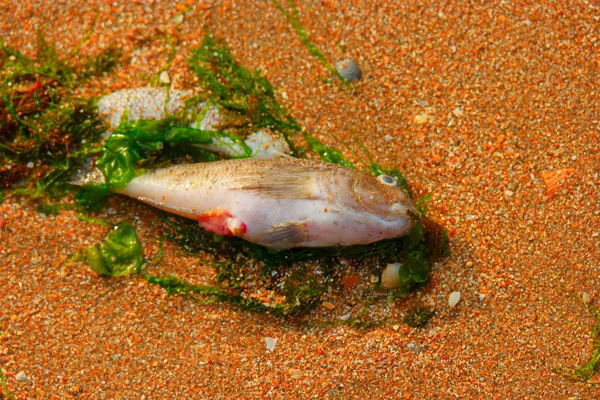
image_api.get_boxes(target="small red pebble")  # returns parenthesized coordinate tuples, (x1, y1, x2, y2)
(0, 218, 6, 230)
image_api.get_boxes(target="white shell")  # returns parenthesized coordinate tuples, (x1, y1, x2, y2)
(381, 263, 402, 289)
(15, 371, 29, 382)
(448, 291, 461, 308)
(334, 58, 362, 81)
(265, 337, 277, 351)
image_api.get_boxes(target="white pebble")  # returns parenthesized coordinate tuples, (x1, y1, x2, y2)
(583, 292, 591, 303)
(265, 337, 277, 351)
(448, 291, 461, 308)
(15, 371, 29, 382)
(159, 71, 170, 84)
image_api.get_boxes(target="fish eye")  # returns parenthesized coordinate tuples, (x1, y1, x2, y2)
(377, 174, 397, 187)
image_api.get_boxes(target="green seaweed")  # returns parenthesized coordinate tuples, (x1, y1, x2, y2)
(304, 133, 355, 169)
(143, 274, 288, 316)
(187, 35, 302, 154)
(403, 306, 435, 328)
(271, 0, 350, 87)
(84, 222, 143, 277)
(282, 269, 326, 315)
(75, 184, 110, 212)
(0, 33, 118, 198)
(0, 368, 16, 400)
(573, 303, 600, 381)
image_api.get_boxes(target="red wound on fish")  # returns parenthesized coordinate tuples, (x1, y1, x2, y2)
(197, 210, 247, 236)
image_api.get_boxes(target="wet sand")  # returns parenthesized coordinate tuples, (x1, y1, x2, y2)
(1, 1, 599, 398)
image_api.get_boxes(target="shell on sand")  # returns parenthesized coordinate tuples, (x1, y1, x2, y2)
(541, 169, 577, 197)
(381, 263, 402, 289)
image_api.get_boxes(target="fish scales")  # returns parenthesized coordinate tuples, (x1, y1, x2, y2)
(115, 158, 416, 249)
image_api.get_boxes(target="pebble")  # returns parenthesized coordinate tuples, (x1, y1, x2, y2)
(448, 291, 461, 308)
(289, 368, 303, 379)
(159, 71, 170, 84)
(265, 337, 277, 351)
(334, 58, 362, 81)
(583, 292, 591, 303)
(407, 343, 422, 352)
(15, 371, 29, 382)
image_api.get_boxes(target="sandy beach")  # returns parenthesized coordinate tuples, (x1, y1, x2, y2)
(1, 0, 599, 398)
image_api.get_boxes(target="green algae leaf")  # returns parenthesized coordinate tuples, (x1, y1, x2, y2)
(85, 221, 143, 277)
(304, 133, 355, 168)
(75, 183, 110, 212)
(96, 119, 174, 189)
(94, 118, 251, 191)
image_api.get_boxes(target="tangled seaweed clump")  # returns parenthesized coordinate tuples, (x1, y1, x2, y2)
(0, 34, 120, 198)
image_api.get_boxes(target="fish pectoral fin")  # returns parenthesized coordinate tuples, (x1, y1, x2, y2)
(260, 221, 309, 249)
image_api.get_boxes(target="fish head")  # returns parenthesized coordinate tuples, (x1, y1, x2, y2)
(351, 173, 417, 222)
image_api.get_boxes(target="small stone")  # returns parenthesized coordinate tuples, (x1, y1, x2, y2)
(265, 337, 277, 351)
(392, 324, 400, 331)
(322, 301, 336, 310)
(407, 343, 422, 352)
(339, 312, 352, 321)
(15, 371, 29, 382)
(370, 275, 379, 284)
(505, 190, 514, 197)
(414, 113, 429, 124)
(587, 375, 600, 384)
(26, 162, 34, 168)
(159, 71, 170, 84)
(416, 99, 429, 107)
(173, 14, 184, 24)
(289, 368, 303, 379)
(334, 58, 362, 81)
(583, 292, 591, 303)
(448, 291, 461, 308)
(452, 107, 464, 117)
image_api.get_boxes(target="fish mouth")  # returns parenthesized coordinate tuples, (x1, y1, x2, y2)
(391, 202, 421, 223)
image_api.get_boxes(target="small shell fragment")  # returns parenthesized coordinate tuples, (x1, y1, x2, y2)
(381, 263, 402, 290)
(159, 71, 170, 84)
(448, 291, 461, 308)
(265, 337, 277, 351)
(540, 169, 577, 198)
(15, 371, 29, 382)
(334, 58, 362, 81)
(583, 292, 591, 303)
(289, 368, 303, 379)
(342, 275, 361, 290)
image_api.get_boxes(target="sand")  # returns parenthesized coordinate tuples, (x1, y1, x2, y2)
(1, 0, 599, 398)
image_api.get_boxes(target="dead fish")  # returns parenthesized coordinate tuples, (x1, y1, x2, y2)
(88, 158, 417, 249)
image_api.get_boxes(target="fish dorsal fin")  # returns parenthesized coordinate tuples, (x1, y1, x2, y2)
(260, 221, 309, 249)
(231, 161, 320, 200)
